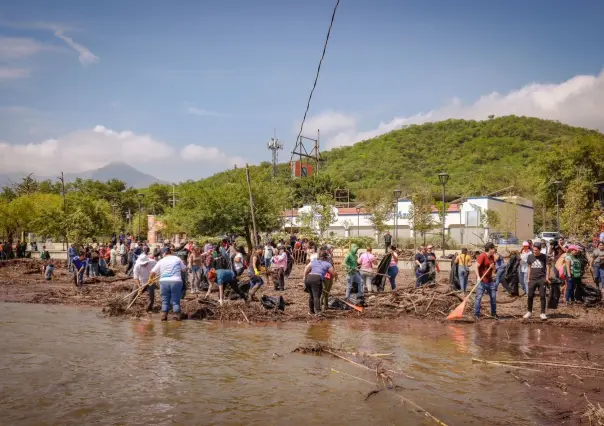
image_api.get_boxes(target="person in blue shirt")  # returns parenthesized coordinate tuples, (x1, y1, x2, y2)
(494, 249, 506, 289)
(72, 252, 88, 288)
(205, 268, 248, 305)
(67, 244, 77, 272)
(303, 249, 337, 316)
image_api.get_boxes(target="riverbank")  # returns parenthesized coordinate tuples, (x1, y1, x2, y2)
(1, 259, 603, 332)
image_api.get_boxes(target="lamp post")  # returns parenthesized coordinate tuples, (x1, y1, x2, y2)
(355, 205, 362, 236)
(438, 173, 449, 257)
(137, 193, 144, 241)
(111, 203, 118, 235)
(393, 189, 401, 244)
(553, 180, 562, 233)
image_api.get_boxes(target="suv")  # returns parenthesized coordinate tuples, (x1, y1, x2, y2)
(535, 232, 560, 244)
(489, 232, 519, 245)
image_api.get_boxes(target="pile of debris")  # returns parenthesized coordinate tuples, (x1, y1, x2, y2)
(366, 283, 462, 319)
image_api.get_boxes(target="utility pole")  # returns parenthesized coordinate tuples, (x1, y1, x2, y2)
(58, 172, 68, 253)
(245, 164, 259, 246)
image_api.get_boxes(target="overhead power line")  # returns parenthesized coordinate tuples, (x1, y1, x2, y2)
(293, 0, 341, 155)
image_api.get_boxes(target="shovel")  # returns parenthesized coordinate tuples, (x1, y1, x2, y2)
(447, 265, 493, 320)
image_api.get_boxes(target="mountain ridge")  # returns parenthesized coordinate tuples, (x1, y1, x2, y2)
(0, 162, 167, 189)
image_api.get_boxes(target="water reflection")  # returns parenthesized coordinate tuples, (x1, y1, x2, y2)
(0, 304, 600, 425)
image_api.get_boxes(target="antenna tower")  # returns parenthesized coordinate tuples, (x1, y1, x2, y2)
(267, 130, 283, 177)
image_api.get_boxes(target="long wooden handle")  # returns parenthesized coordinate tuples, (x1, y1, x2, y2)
(466, 265, 493, 299)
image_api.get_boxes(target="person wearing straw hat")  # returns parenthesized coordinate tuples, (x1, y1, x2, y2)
(474, 242, 498, 320)
(133, 251, 157, 315)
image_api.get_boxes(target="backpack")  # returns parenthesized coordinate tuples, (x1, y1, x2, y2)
(215, 253, 230, 270)
(555, 255, 567, 280)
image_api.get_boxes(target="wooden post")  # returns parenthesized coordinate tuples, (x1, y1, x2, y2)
(245, 164, 258, 246)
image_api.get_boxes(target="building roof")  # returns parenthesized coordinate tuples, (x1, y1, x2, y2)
(281, 204, 461, 217)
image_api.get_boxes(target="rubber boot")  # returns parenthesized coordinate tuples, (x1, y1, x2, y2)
(249, 285, 259, 301)
(160, 312, 168, 321)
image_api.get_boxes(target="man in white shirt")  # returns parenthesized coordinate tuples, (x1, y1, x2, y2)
(133, 252, 157, 314)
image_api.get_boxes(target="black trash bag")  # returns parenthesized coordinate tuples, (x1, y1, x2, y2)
(547, 278, 562, 309)
(372, 253, 391, 292)
(328, 297, 350, 311)
(98, 265, 115, 277)
(449, 254, 460, 291)
(261, 295, 285, 311)
(501, 254, 520, 296)
(575, 282, 602, 306)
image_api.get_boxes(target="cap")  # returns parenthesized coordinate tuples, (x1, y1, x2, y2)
(426, 245, 434, 249)
(522, 241, 530, 247)
(533, 242, 542, 249)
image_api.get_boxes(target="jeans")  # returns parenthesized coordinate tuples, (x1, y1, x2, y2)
(90, 262, 99, 277)
(250, 275, 264, 288)
(518, 270, 528, 294)
(495, 268, 505, 289)
(68, 256, 74, 272)
(274, 267, 285, 290)
(190, 266, 202, 292)
(458, 268, 469, 292)
(306, 274, 323, 314)
(387, 265, 399, 290)
(595, 266, 604, 289)
(160, 281, 183, 313)
(415, 269, 426, 288)
(321, 278, 333, 311)
(73, 270, 84, 287)
(146, 285, 155, 312)
(474, 281, 497, 317)
(44, 265, 54, 280)
(527, 279, 546, 314)
(346, 272, 363, 299)
(565, 277, 578, 302)
(360, 270, 373, 293)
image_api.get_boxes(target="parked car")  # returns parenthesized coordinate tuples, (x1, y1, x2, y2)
(497, 233, 519, 245)
(534, 231, 560, 244)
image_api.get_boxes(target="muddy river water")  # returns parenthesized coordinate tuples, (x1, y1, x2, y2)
(1, 303, 600, 425)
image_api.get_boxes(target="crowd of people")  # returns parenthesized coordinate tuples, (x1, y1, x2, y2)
(449, 235, 604, 321)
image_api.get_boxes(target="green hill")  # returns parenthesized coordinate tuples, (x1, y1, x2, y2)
(316, 115, 604, 199)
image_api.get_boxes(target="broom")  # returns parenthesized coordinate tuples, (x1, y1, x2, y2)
(447, 264, 493, 320)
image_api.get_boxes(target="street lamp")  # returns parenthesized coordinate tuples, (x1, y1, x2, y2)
(393, 189, 401, 243)
(355, 205, 362, 237)
(438, 173, 449, 257)
(552, 180, 562, 233)
(137, 193, 145, 241)
(111, 203, 119, 235)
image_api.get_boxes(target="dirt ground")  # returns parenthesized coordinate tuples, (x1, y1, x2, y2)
(1, 258, 603, 331)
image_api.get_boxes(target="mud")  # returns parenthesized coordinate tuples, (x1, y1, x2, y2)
(1, 259, 603, 332)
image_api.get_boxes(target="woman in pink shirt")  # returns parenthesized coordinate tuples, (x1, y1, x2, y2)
(358, 247, 377, 293)
(271, 246, 288, 291)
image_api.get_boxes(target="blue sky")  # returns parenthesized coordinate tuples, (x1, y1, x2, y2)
(1, 0, 603, 182)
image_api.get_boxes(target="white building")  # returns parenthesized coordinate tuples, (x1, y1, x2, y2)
(281, 196, 533, 246)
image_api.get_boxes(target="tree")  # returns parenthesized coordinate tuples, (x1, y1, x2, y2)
(313, 194, 338, 238)
(408, 190, 435, 245)
(365, 196, 394, 235)
(560, 175, 599, 239)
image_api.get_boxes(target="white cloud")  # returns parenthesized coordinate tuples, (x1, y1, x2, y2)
(0, 36, 58, 58)
(0, 67, 30, 80)
(181, 144, 245, 167)
(54, 30, 98, 66)
(187, 107, 231, 118)
(317, 70, 604, 148)
(0, 126, 174, 174)
(297, 110, 357, 135)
